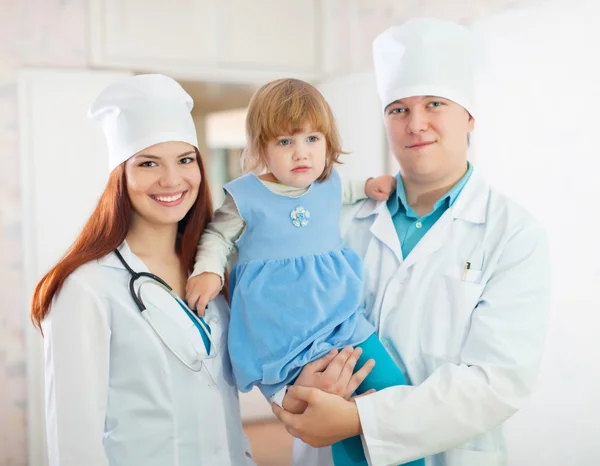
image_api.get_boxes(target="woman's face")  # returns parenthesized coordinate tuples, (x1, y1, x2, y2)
(125, 141, 201, 228)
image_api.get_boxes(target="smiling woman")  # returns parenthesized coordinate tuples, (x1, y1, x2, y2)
(29, 74, 255, 466)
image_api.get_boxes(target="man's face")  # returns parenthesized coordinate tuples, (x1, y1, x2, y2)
(384, 95, 474, 185)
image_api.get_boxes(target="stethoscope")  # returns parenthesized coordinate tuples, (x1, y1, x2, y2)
(114, 249, 217, 372)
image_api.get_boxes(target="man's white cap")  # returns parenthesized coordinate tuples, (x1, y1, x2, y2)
(373, 18, 477, 116)
(89, 74, 198, 172)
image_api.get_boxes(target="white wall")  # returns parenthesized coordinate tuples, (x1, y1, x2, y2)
(318, 71, 389, 177)
(471, 2, 600, 464)
(0, 2, 89, 463)
(205, 108, 248, 149)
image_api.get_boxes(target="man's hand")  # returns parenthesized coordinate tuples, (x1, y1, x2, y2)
(274, 386, 368, 447)
(282, 346, 375, 413)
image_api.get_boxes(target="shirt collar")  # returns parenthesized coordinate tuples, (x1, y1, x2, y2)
(388, 162, 473, 218)
(357, 166, 488, 225)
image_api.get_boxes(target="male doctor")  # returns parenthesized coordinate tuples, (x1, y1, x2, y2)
(274, 17, 551, 466)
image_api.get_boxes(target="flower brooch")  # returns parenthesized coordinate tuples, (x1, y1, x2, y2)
(290, 206, 310, 228)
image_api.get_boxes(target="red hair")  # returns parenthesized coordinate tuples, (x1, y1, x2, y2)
(31, 148, 221, 332)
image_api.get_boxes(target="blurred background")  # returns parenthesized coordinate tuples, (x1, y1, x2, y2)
(1, 0, 599, 465)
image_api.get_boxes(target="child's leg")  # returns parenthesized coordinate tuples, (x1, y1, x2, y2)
(331, 333, 425, 466)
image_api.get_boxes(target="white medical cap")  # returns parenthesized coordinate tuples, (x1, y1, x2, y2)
(373, 18, 477, 116)
(89, 74, 198, 172)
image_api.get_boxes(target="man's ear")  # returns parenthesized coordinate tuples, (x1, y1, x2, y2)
(468, 113, 475, 132)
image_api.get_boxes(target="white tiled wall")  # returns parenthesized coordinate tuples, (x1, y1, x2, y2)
(0, 1, 525, 464)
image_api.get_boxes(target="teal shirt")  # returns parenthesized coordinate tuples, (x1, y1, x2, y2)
(178, 300, 212, 353)
(387, 163, 473, 258)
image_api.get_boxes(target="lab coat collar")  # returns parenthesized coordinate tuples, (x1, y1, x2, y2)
(353, 167, 491, 268)
(450, 167, 490, 224)
(356, 196, 388, 220)
(356, 199, 404, 264)
(399, 168, 491, 269)
(97, 240, 150, 272)
(355, 167, 490, 225)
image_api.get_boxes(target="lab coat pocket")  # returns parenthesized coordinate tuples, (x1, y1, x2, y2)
(461, 268, 483, 284)
(420, 274, 485, 360)
(142, 283, 209, 362)
(202, 298, 235, 385)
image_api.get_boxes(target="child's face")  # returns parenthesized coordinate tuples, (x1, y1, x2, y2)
(264, 124, 327, 188)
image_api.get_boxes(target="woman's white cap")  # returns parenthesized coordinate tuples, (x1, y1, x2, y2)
(373, 18, 477, 116)
(89, 74, 198, 172)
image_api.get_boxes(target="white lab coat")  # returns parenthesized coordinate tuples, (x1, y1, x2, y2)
(42, 241, 254, 466)
(293, 169, 551, 466)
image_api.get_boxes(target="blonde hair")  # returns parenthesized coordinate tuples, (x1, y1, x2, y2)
(242, 78, 346, 182)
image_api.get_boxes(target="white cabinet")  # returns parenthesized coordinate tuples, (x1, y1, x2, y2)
(90, 0, 322, 82)
(219, 0, 319, 71)
(97, 0, 219, 63)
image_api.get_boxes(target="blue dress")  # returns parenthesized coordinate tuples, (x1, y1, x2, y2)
(225, 169, 374, 397)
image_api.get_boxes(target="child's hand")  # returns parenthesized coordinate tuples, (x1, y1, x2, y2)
(365, 175, 396, 201)
(185, 272, 221, 316)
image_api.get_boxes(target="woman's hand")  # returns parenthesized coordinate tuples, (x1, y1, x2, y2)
(281, 346, 375, 413)
(274, 386, 370, 447)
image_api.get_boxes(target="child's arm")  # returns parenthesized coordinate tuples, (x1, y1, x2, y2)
(342, 175, 397, 204)
(186, 194, 245, 313)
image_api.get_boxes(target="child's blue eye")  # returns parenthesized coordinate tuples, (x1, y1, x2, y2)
(307, 135, 319, 142)
(278, 139, 292, 146)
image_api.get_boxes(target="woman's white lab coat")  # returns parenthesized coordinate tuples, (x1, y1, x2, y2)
(293, 169, 551, 466)
(43, 242, 254, 466)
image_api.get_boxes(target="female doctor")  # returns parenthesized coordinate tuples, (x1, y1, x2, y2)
(28, 74, 254, 466)
(275, 18, 552, 466)
(30, 74, 372, 466)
